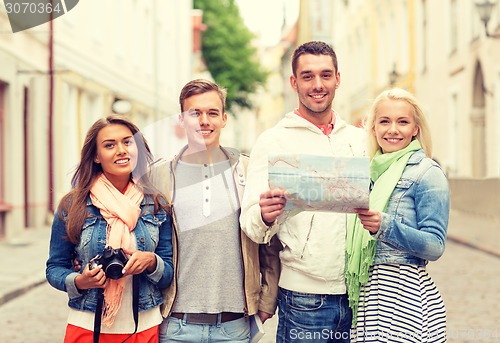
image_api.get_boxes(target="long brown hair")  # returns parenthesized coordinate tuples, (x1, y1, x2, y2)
(58, 115, 169, 244)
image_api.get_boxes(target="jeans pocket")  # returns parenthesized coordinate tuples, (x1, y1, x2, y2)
(286, 292, 325, 311)
(159, 317, 182, 338)
(220, 318, 250, 340)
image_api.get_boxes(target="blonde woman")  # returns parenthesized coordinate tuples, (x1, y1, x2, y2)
(347, 88, 449, 342)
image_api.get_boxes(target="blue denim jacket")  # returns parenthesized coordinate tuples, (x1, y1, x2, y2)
(373, 150, 450, 266)
(46, 195, 174, 313)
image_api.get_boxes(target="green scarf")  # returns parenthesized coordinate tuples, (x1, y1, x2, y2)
(346, 139, 422, 326)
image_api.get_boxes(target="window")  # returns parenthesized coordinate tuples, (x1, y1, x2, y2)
(471, 0, 480, 39)
(450, 0, 458, 54)
(448, 92, 459, 176)
(421, 0, 428, 72)
(0, 82, 6, 205)
(496, 71, 500, 176)
(0, 82, 7, 238)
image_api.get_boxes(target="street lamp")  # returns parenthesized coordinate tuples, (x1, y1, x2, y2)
(112, 99, 132, 114)
(475, 0, 500, 38)
(389, 63, 399, 86)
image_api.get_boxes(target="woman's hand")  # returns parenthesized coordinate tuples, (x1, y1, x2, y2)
(75, 263, 107, 290)
(121, 248, 157, 276)
(355, 208, 382, 234)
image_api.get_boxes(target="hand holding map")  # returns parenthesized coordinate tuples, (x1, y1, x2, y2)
(268, 154, 370, 219)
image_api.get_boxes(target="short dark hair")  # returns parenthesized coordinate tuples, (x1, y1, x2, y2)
(291, 41, 338, 76)
(179, 79, 227, 114)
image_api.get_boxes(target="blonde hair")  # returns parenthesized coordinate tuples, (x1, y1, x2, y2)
(363, 88, 432, 159)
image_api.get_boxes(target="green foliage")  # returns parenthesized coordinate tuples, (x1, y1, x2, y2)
(193, 0, 269, 112)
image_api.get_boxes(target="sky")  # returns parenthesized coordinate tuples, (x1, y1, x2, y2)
(235, 0, 300, 46)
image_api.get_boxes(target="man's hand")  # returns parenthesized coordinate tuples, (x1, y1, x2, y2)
(73, 256, 82, 272)
(257, 310, 274, 323)
(259, 188, 287, 226)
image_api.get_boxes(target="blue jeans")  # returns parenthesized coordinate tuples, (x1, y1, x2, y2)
(159, 315, 250, 343)
(277, 287, 352, 343)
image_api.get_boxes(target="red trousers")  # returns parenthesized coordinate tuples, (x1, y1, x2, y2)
(64, 324, 158, 343)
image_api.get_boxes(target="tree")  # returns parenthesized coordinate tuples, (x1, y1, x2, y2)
(193, 0, 268, 112)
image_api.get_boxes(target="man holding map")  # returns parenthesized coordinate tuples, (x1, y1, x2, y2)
(240, 41, 367, 343)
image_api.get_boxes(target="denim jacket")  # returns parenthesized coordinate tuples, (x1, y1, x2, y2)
(372, 150, 450, 266)
(46, 195, 174, 313)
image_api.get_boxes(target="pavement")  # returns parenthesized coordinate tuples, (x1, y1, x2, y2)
(0, 207, 498, 338)
(446, 209, 500, 259)
(0, 226, 51, 306)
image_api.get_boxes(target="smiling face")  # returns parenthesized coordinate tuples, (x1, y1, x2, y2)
(179, 90, 227, 152)
(373, 99, 419, 154)
(290, 54, 340, 123)
(94, 124, 137, 190)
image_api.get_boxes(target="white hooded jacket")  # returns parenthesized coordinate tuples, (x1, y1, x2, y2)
(240, 111, 367, 295)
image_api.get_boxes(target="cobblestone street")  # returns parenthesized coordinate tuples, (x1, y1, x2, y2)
(1, 238, 498, 342)
(260, 239, 500, 343)
(428, 241, 500, 342)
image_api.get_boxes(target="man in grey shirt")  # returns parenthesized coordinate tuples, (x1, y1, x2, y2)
(152, 79, 280, 343)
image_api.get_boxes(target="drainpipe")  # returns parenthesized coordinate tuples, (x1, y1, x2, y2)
(48, 11, 54, 214)
(153, 0, 159, 121)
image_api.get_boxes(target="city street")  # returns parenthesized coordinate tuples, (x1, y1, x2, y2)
(0, 239, 499, 342)
(428, 241, 500, 342)
(256, 239, 500, 343)
(0, 1, 498, 342)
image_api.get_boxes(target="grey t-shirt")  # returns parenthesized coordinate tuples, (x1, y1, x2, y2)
(171, 159, 245, 314)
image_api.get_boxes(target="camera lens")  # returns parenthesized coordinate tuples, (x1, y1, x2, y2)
(105, 261, 125, 279)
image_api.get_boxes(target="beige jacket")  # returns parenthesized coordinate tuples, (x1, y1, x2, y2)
(150, 145, 280, 317)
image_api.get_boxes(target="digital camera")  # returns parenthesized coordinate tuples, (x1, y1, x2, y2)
(89, 246, 129, 280)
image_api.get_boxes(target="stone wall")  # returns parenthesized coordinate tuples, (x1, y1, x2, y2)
(448, 178, 500, 218)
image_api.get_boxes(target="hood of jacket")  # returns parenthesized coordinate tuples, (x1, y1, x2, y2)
(276, 110, 349, 135)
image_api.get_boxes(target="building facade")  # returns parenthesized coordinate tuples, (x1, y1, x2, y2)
(329, 0, 500, 178)
(0, 0, 194, 239)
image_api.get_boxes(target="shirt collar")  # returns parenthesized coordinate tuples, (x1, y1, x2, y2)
(293, 109, 335, 135)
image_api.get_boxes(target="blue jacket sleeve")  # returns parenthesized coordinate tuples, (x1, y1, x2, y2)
(147, 214, 174, 289)
(45, 211, 81, 295)
(375, 166, 450, 261)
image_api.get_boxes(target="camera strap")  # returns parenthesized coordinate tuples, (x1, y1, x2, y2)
(93, 288, 104, 343)
(93, 275, 140, 343)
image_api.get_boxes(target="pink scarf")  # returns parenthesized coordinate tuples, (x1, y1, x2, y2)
(90, 173, 144, 327)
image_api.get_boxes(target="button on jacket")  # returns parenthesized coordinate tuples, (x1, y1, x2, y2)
(373, 150, 450, 265)
(46, 195, 174, 313)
